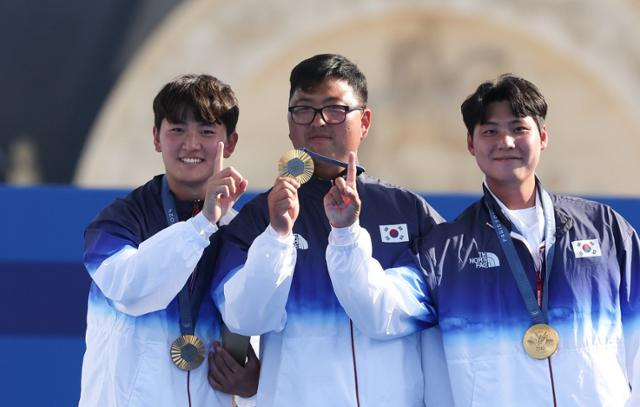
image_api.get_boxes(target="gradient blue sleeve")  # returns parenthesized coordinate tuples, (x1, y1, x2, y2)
(213, 225, 296, 335)
(620, 219, 640, 406)
(84, 212, 215, 316)
(326, 222, 437, 339)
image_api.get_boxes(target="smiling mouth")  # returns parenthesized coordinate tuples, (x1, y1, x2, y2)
(493, 157, 521, 161)
(180, 158, 204, 164)
(308, 135, 331, 142)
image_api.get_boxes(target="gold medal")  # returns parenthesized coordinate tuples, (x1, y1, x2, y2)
(278, 149, 314, 184)
(170, 334, 205, 370)
(522, 323, 559, 359)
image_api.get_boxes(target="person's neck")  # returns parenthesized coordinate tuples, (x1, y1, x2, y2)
(313, 161, 344, 180)
(486, 177, 536, 210)
(166, 176, 204, 201)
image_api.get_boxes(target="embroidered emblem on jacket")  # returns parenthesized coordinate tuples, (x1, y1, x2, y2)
(379, 224, 409, 243)
(469, 252, 501, 268)
(571, 239, 601, 258)
(293, 233, 309, 250)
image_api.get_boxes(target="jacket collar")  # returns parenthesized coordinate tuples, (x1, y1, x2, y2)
(481, 177, 573, 238)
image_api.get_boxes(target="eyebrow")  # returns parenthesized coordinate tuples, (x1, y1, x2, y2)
(165, 119, 219, 126)
(482, 118, 529, 126)
(291, 96, 343, 105)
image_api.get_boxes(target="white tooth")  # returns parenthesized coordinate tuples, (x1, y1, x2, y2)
(181, 158, 202, 164)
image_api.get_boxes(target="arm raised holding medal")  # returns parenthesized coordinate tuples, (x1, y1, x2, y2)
(268, 176, 300, 237)
(211, 54, 446, 406)
(214, 173, 300, 336)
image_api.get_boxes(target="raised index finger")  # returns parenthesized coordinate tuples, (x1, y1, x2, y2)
(213, 141, 224, 175)
(346, 151, 357, 188)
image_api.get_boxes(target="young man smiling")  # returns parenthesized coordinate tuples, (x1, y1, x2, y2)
(79, 74, 259, 406)
(212, 54, 445, 406)
(327, 74, 640, 406)
(416, 74, 639, 406)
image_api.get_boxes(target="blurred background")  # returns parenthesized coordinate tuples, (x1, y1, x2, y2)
(3, 0, 640, 194)
(1, 0, 639, 405)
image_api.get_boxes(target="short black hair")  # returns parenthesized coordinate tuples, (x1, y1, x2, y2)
(461, 74, 547, 135)
(289, 54, 368, 105)
(153, 74, 239, 136)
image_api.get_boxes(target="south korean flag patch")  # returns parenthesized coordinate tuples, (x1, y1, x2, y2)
(571, 239, 602, 258)
(379, 224, 409, 243)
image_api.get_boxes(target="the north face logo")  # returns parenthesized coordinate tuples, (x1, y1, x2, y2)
(293, 234, 309, 250)
(469, 252, 500, 268)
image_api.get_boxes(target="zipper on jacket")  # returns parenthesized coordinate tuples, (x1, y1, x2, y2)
(349, 320, 361, 407)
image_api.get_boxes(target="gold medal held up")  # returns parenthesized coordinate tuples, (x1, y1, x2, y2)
(278, 149, 314, 184)
(170, 334, 205, 370)
(522, 323, 559, 359)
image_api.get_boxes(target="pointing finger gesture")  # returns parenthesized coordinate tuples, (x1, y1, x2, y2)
(202, 141, 248, 223)
(323, 152, 361, 228)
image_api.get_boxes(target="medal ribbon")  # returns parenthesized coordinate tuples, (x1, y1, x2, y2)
(300, 147, 366, 175)
(486, 185, 556, 324)
(161, 175, 206, 337)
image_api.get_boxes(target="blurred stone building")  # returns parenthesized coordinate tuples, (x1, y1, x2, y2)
(70, 0, 640, 195)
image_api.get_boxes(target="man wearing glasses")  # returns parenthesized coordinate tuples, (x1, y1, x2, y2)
(211, 54, 447, 406)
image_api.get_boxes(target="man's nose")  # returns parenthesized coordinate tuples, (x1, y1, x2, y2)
(497, 131, 516, 149)
(309, 109, 327, 127)
(184, 129, 200, 149)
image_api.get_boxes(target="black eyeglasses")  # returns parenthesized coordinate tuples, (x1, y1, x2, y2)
(288, 105, 365, 125)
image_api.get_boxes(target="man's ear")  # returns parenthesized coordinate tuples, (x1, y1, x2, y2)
(359, 108, 372, 142)
(224, 131, 238, 158)
(540, 124, 548, 150)
(466, 133, 475, 156)
(153, 127, 161, 152)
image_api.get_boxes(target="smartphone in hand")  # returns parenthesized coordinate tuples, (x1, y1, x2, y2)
(221, 324, 250, 366)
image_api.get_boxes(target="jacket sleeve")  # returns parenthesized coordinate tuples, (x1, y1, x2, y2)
(213, 225, 297, 336)
(620, 218, 640, 406)
(84, 212, 216, 316)
(326, 221, 437, 339)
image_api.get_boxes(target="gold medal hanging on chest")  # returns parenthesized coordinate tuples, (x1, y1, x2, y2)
(522, 323, 559, 359)
(170, 334, 205, 370)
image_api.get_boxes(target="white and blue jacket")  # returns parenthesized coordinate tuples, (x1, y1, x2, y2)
(334, 182, 640, 406)
(417, 187, 640, 406)
(79, 175, 240, 407)
(212, 173, 446, 407)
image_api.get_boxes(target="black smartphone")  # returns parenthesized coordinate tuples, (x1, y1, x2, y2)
(221, 324, 250, 366)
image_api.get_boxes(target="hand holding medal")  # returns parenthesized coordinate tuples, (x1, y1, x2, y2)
(268, 149, 312, 237)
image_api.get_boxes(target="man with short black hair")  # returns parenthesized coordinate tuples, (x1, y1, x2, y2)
(212, 54, 446, 406)
(418, 74, 639, 405)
